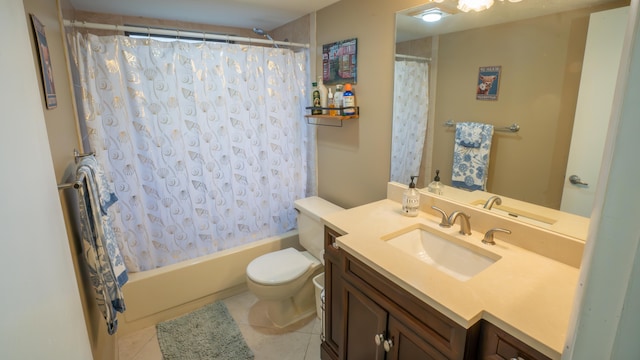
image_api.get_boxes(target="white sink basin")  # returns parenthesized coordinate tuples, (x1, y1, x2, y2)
(383, 225, 500, 281)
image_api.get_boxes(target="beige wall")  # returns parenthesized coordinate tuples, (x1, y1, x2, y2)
(315, 0, 429, 208)
(430, 4, 627, 209)
(433, 10, 588, 209)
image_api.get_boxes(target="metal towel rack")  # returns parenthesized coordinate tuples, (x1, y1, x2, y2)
(57, 150, 95, 190)
(443, 119, 520, 133)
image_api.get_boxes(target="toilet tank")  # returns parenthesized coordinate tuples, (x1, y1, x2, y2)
(294, 196, 344, 261)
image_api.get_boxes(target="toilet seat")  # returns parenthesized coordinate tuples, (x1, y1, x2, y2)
(247, 248, 312, 285)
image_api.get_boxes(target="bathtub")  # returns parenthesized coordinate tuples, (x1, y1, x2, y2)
(117, 230, 300, 335)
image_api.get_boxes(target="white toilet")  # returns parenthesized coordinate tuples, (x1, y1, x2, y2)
(246, 196, 343, 328)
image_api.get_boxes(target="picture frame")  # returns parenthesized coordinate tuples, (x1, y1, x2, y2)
(476, 65, 501, 101)
(322, 38, 357, 85)
(31, 14, 57, 109)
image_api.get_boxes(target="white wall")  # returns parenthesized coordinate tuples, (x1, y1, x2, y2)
(564, 1, 640, 359)
(0, 0, 92, 358)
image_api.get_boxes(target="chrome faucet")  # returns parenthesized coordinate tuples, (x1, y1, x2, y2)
(482, 228, 512, 245)
(431, 206, 451, 228)
(448, 211, 471, 235)
(483, 195, 502, 210)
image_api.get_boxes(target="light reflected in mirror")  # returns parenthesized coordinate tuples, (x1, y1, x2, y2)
(392, 0, 629, 240)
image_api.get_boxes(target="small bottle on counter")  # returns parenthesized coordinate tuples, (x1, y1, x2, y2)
(311, 82, 321, 115)
(427, 170, 444, 195)
(342, 83, 356, 116)
(402, 176, 420, 217)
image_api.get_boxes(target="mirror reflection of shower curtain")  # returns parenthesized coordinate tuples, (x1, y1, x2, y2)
(71, 33, 313, 272)
(390, 60, 429, 184)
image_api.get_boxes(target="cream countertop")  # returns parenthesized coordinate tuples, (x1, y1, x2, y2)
(321, 197, 580, 360)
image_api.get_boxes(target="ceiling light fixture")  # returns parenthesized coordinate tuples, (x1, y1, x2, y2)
(422, 9, 444, 22)
(457, 0, 494, 12)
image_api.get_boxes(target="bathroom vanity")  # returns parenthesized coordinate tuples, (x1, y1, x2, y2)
(320, 183, 583, 360)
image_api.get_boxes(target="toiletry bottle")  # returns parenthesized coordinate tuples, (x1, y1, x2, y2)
(402, 176, 420, 217)
(328, 88, 336, 116)
(334, 84, 344, 115)
(318, 77, 328, 114)
(427, 170, 444, 195)
(311, 82, 321, 115)
(342, 83, 356, 116)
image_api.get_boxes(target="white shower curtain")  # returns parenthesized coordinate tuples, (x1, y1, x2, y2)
(390, 60, 429, 184)
(73, 33, 315, 271)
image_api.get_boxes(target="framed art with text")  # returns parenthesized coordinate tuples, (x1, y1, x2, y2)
(31, 14, 57, 109)
(322, 38, 357, 85)
(476, 65, 501, 101)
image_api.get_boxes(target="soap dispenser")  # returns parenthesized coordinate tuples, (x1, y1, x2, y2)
(427, 170, 443, 195)
(402, 176, 420, 217)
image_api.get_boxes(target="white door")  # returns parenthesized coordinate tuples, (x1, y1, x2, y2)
(560, 6, 629, 217)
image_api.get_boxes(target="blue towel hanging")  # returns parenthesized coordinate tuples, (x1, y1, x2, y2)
(452, 122, 494, 191)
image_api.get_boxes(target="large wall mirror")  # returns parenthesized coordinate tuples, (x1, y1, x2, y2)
(392, 0, 629, 239)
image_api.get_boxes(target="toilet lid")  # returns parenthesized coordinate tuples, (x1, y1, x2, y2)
(247, 248, 312, 285)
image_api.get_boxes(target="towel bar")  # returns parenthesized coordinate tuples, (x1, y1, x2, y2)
(57, 171, 86, 190)
(444, 119, 520, 133)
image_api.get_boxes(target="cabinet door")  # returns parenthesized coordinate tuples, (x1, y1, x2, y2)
(478, 321, 550, 360)
(323, 227, 344, 359)
(386, 315, 450, 360)
(344, 282, 388, 360)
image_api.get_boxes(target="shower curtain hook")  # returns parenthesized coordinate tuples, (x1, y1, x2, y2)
(203, 31, 206, 44)
(147, 26, 151, 39)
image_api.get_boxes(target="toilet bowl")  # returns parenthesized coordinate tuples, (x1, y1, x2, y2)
(246, 196, 343, 328)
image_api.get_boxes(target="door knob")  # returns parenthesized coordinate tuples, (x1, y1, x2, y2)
(569, 175, 588, 186)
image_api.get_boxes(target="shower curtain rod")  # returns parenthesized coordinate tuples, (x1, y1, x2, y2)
(395, 54, 431, 62)
(63, 20, 310, 49)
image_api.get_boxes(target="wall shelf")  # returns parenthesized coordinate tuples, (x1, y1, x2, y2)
(304, 106, 359, 127)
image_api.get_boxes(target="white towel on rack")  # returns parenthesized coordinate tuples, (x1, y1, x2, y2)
(76, 155, 127, 334)
(452, 122, 494, 191)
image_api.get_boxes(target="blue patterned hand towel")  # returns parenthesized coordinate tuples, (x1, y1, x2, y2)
(452, 122, 494, 191)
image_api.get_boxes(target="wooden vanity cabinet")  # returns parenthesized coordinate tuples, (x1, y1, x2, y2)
(322, 226, 344, 360)
(321, 226, 480, 360)
(478, 321, 551, 360)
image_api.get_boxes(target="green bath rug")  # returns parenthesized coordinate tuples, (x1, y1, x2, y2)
(156, 301, 254, 360)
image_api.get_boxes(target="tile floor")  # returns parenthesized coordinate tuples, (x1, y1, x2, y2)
(117, 291, 322, 360)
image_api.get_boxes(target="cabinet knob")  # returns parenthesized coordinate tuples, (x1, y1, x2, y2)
(331, 242, 339, 249)
(374, 333, 384, 346)
(510, 357, 525, 360)
(383, 338, 394, 352)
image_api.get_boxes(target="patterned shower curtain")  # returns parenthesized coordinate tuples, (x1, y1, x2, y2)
(72, 33, 315, 272)
(390, 60, 429, 184)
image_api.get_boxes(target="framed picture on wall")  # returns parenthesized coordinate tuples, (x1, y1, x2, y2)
(476, 66, 501, 101)
(31, 14, 57, 109)
(322, 38, 357, 85)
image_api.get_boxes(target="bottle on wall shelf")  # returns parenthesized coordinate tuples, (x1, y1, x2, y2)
(342, 83, 356, 116)
(311, 82, 321, 115)
(317, 77, 328, 114)
(334, 84, 344, 115)
(427, 169, 444, 195)
(328, 88, 336, 116)
(402, 176, 420, 217)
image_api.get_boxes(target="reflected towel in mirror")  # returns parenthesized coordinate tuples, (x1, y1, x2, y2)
(452, 122, 494, 191)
